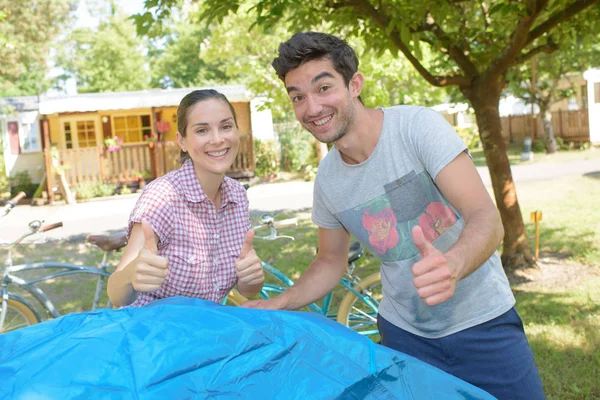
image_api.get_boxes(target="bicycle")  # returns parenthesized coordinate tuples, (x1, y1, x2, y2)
(226, 214, 382, 339)
(0, 194, 126, 333)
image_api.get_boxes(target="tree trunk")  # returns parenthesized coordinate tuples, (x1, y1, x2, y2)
(540, 103, 557, 154)
(315, 141, 328, 162)
(466, 89, 536, 271)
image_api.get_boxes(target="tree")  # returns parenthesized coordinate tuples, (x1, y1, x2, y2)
(507, 19, 600, 153)
(195, 3, 447, 163)
(55, 2, 150, 93)
(0, 0, 75, 97)
(147, 20, 229, 88)
(157, 0, 599, 270)
(143, 2, 447, 119)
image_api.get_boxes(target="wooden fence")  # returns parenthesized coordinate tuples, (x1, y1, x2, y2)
(500, 109, 589, 143)
(45, 136, 255, 202)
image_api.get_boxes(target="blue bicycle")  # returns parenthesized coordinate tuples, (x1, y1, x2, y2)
(226, 215, 382, 339)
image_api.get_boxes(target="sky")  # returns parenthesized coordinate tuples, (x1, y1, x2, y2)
(48, 0, 147, 96)
(75, 0, 146, 28)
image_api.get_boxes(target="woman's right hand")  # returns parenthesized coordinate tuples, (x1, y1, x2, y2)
(127, 220, 169, 292)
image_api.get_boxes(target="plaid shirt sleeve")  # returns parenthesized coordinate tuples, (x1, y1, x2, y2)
(242, 191, 251, 232)
(128, 179, 176, 249)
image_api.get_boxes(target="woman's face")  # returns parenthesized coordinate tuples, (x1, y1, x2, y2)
(177, 98, 240, 178)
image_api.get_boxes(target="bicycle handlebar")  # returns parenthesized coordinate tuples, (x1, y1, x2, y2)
(9, 191, 26, 206)
(1, 191, 27, 219)
(252, 215, 297, 241)
(41, 222, 64, 232)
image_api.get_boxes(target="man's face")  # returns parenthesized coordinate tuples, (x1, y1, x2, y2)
(284, 58, 358, 144)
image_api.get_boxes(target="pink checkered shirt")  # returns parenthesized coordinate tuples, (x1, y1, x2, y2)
(127, 159, 251, 307)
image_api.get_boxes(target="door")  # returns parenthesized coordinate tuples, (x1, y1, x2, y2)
(7, 121, 20, 155)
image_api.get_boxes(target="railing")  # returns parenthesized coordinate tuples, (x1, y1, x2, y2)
(105, 143, 153, 183)
(45, 136, 255, 199)
(501, 109, 589, 143)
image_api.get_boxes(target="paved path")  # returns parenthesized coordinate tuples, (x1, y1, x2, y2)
(1, 158, 598, 242)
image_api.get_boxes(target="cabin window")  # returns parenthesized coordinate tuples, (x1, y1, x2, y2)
(21, 121, 41, 152)
(64, 122, 73, 149)
(76, 120, 96, 148)
(113, 115, 152, 143)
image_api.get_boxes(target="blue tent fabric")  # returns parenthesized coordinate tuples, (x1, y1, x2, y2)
(0, 297, 496, 399)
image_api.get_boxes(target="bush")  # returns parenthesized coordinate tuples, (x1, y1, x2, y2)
(119, 184, 132, 195)
(278, 124, 317, 172)
(74, 181, 117, 200)
(531, 139, 546, 153)
(554, 137, 567, 151)
(9, 171, 38, 198)
(253, 139, 279, 178)
(455, 127, 480, 150)
(0, 132, 8, 197)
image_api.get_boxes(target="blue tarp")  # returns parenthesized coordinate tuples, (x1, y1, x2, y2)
(0, 297, 495, 399)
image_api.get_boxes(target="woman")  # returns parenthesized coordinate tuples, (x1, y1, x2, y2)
(107, 89, 264, 307)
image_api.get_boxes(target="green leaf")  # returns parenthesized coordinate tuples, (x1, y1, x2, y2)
(400, 24, 411, 45)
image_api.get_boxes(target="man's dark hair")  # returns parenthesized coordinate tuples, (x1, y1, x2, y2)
(272, 32, 359, 87)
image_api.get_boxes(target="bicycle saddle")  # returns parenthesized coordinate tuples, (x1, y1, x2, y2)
(348, 241, 363, 264)
(87, 231, 128, 252)
(316, 241, 364, 264)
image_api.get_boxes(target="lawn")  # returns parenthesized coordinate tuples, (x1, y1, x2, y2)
(4, 161, 599, 399)
(470, 143, 600, 167)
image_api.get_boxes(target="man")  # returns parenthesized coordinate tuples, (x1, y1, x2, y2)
(245, 31, 544, 400)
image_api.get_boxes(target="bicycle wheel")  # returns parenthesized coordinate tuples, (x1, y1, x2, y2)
(336, 272, 382, 340)
(1, 296, 40, 333)
(223, 289, 248, 306)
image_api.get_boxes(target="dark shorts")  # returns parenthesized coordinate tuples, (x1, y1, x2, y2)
(377, 307, 545, 400)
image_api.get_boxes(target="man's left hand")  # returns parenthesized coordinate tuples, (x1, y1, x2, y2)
(411, 226, 457, 306)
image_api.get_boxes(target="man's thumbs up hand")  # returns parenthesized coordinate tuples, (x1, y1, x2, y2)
(236, 230, 264, 286)
(411, 226, 457, 306)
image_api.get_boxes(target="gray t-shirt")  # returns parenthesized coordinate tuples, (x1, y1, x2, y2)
(312, 105, 515, 338)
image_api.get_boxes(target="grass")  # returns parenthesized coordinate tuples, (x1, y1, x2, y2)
(470, 143, 600, 167)
(519, 173, 600, 265)
(3, 153, 599, 399)
(513, 275, 600, 400)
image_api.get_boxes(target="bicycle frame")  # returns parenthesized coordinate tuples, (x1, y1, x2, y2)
(0, 197, 116, 330)
(260, 262, 379, 323)
(1, 262, 111, 321)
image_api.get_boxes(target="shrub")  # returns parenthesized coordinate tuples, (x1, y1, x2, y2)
(74, 181, 117, 200)
(253, 139, 279, 178)
(9, 171, 38, 198)
(554, 137, 568, 151)
(455, 127, 480, 150)
(0, 132, 8, 196)
(531, 139, 546, 153)
(119, 185, 132, 195)
(277, 124, 317, 172)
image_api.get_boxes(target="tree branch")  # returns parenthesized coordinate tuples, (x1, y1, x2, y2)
(514, 41, 559, 65)
(479, 0, 491, 30)
(526, 0, 600, 46)
(419, 15, 478, 76)
(487, 0, 548, 79)
(333, 0, 470, 87)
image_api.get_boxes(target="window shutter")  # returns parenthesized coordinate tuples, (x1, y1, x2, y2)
(8, 122, 20, 155)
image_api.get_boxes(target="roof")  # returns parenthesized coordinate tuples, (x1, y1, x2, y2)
(38, 85, 250, 115)
(0, 96, 40, 113)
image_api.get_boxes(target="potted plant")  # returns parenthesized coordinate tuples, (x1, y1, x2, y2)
(104, 136, 123, 152)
